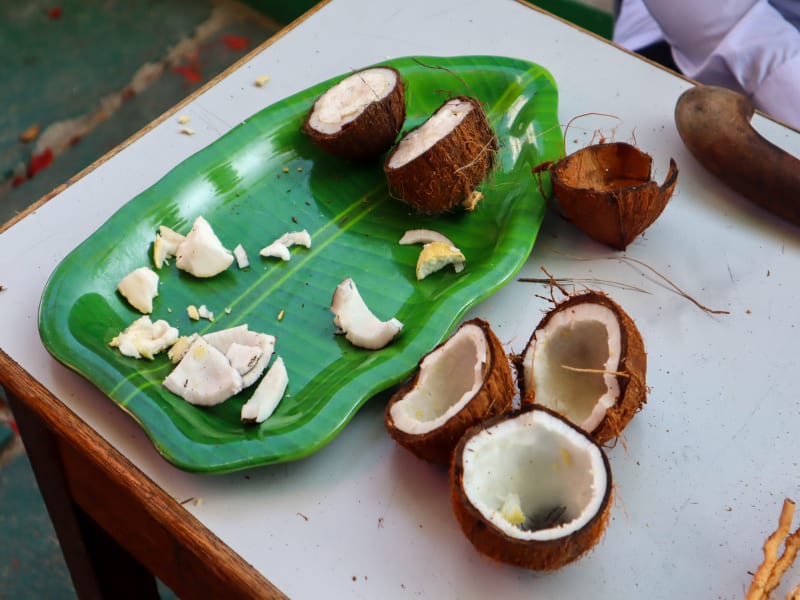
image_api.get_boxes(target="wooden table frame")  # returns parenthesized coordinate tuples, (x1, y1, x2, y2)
(3, 350, 283, 599)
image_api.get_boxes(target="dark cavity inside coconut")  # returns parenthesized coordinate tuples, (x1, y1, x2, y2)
(384, 318, 514, 466)
(518, 291, 647, 445)
(302, 66, 405, 161)
(450, 405, 612, 571)
(384, 96, 497, 215)
(550, 142, 678, 250)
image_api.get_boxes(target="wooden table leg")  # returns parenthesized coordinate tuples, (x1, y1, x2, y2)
(7, 390, 159, 600)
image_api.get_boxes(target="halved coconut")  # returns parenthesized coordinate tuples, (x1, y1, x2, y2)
(384, 318, 514, 465)
(517, 292, 647, 444)
(384, 96, 497, 215)
(549, 142, 678, 250)
(450, 405, 612, 570)
(302, 66, 405, 161)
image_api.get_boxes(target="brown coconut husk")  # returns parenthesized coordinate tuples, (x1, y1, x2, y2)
(450, 405, 613, 571)
(384, 318, 514, 466)
(384, 96, 497, 215)
(550, 142, 678, 250)
(302, 66, 406, 161)
(516, 291, 647, 445)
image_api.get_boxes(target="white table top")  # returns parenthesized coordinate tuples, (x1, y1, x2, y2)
(2, 0, 800, 597)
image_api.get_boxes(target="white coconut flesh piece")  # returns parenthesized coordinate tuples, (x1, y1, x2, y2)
(389, 323, 487, 434)
(163, 336, 244, 406)
(202, 325, 276, 387)
(398, 229, 456, 246)
(523, 303, 621, 434)
(175, 216, 234, 278)
(461, 408, 608, 539)
(241, 356, 289, 424)
(387, 98, 475, 169)
(108, 316, 179, 360)
(117, 266, 159, 314)
(153, 226, 185, 269)
(331, 278, 403, 350)
(226, 342, 264, 376)
(260, 230, 311, 261)
(233, 243, 250, 269)
(307, 68, 398, 135)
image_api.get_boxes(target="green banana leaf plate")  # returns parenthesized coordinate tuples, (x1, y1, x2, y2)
(39, 55, 561, 473)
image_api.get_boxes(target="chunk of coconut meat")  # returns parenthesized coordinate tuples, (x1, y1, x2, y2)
(241, 356, 288, 424)
(522, 303, 621, 434)
(175, 216, 234, 278)
(399, 228, 456, 246)
(117, 266, 159, 314)
(259, 230, 311, 261)
(307, 68, 397, 135)
(387, 98, 475, 169)
(461, 409, 607, 539)
(416, 241, 465, 280)
(163, 337, 243, 406)
(331, 278, 402, 350)
(153, 225, 185, 269)
(109, 316, 179, 360)
(233, 243, 249, 269)
(389, 322, 486, 434)
(203, 325, 275, 387)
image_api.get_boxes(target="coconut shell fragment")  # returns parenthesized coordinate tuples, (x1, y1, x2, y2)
(517, 291, 647, 445)
(384, 318, 514, 465)
(302, 66, 406, 161)
(550, 142, 678, 250)
(450, 405, 613, 571)
(384, 96, 497, 215)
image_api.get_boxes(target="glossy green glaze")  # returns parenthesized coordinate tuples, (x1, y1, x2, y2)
(39, 56, 561, 473)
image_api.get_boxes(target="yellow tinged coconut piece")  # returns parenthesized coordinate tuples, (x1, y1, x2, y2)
(416, 241, 465, 280)
(175, 216, 234, 278)
(117, 266, 159, 314)
(109, 316, 179, 360)
(153, 226, 185, 269)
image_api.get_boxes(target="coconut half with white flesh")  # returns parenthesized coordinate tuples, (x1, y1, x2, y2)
(384, 318, 514, 465)
(450, 405, 612, 571)
(384, 95, 497, 215)
(303, 66, 405, 161)
(517, 292, 647, 444)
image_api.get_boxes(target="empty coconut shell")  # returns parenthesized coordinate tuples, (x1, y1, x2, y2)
(384, 96, 497, 215)
(450, 405, 613, 571)
(517, 291, 647, 445)
(302, 66, 406, 161)
(550, 142, 678, 250)
(384, 318, 514, 466)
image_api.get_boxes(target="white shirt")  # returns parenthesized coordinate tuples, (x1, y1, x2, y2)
(614, 0, 800, 129)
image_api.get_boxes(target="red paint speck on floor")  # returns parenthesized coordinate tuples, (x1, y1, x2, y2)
(223, 34, 249, 51)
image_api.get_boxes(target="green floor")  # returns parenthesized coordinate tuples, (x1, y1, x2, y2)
(0, 1, 612, 597)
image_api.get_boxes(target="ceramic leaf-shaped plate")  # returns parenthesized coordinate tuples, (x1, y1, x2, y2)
(39, 55, 561, 473)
